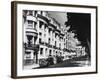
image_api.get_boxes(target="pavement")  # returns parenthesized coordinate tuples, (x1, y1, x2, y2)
(24, 63, 39, 69)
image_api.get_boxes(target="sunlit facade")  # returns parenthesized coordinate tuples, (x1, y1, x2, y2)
(23, 10, 86, 65)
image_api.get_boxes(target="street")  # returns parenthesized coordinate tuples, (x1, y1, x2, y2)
(34, 56, 91, 69)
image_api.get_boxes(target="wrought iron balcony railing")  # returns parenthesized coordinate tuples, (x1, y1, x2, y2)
(49, 23, 57, 29)
(48, 44, 52, 48)
(39, 41, 45, 45)
(24, 43, 39, 51)
(45, 42, 48, 46)
(26, 15, 37, 22)
(37, 14, 49, 24)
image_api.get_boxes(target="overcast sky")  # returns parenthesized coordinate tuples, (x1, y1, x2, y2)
(47, 11, 68, 27)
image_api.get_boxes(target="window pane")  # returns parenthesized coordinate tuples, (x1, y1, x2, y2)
(40, 48, 43, 55)
(29, 11, 33, 16)
(28, 20, 33, 27)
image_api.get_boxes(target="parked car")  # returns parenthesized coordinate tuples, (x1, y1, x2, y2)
(39, 55, 54, 67)
(46, 56, 54, 66)
(39, 59, 48, 67)
(56, 55, 63, 63)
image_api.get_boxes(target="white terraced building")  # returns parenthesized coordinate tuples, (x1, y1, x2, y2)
(23, 10, 86, 66)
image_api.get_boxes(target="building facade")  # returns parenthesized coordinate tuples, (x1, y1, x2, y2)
(23, 10, 86, 66)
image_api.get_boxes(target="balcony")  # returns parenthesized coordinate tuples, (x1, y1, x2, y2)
(53, 45, 59, 49)
(48, 44, 52, 48)
(63, 48, 66, 51)
(63, 48, 75, 53)
(59, 47, 61, 50)
(40, 41, 45, 45)
(55, 29, 60, 34)
(56, 29, 61, 33)
(24, 43, 39, 51)
(45, 42, 48, 46)
(44, 42, 52, 48)
(26, 15, 37, 22)
(26, 28, 38, 37)
(37, 14, 49, 24)
(49, 23, 57, 29)
(53, 45, 56, 49)
(60, 32, 65, 36)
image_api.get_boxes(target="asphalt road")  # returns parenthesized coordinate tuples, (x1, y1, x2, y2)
(34, 56, 91, 69)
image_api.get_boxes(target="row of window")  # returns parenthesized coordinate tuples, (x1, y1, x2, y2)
(27, 15, 67, 42)
(27, 20, 71, 47)
(39, 31, 66, 41)
(27, 19, 64, 37)
(40, 48, 51, 55)
(39, 38, 53, 45)
(40, 48, 63, 55)
(39, 37, 64, 49)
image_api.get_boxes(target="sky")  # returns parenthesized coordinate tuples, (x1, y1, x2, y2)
(47, 11, 68, 27)
(47, 11, 91, 48)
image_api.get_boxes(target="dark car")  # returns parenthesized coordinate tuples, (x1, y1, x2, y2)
(39, 59, 48, 67)
(39, 55, 54, 67)
(46, 56, 54, 66)
(56, 56, 63, 63)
